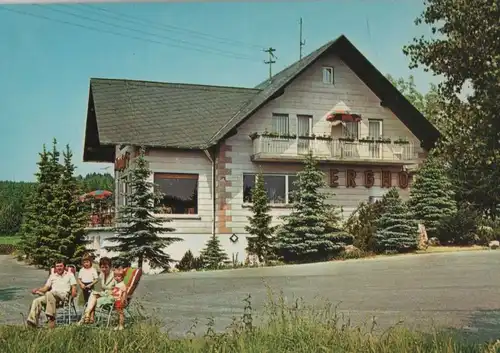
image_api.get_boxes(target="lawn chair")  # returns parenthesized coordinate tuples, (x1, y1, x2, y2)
(95, 267, 143, 328)
(30, 265, 79, 326)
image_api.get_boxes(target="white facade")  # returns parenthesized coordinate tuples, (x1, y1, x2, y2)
(89, 52, 428, 269)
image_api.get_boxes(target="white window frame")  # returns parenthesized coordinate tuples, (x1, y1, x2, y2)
(296, 114, 313, 137)
(368, 119, 383, 138)
(271, 113, 290, 137)
(153, 172, 199, 215)
(322, 67, 334, 84)
(243, 173, 297, 204)
(342, 121, 359, 139)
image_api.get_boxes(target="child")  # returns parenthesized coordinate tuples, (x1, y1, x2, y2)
(111, 268, 128, 331)
(77, 254, 99, 305)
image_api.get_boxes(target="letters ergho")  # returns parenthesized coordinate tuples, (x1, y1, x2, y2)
(329, 169, 410, 189)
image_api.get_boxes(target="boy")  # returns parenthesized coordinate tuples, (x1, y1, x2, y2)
(111, 268, 128, 330)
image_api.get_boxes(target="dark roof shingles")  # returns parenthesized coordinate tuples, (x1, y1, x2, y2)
(91, 79, 259, 149)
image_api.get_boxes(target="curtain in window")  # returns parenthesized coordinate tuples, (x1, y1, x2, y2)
(342, 122, 359, 138)
(272, 114, 289, 136)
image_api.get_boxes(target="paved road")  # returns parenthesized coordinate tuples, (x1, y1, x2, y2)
(2, 251, 500, 342)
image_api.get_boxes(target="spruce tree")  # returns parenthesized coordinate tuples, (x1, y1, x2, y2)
(375, 188, 418, 253)
(408, 155, 457, 237)
(53, 145, 91, 265)
(19, 145, 51, 263)
(200, 235, 229, 270)
(105, 147, 181, 270)
(274, 152, 353, 263)
(245, 171, 275, 263)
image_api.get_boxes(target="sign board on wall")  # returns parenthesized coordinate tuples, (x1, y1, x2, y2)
(329, 169, 409, 189)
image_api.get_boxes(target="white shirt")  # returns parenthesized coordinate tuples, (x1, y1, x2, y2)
(45, 271, 77, 294)
(78, 267, 99, 283)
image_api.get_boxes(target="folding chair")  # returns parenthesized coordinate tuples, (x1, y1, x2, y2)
(41, 265, 78, 325)
(95, 267, 143, 328)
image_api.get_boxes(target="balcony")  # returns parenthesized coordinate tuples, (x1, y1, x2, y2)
(251, 135, 420, 165)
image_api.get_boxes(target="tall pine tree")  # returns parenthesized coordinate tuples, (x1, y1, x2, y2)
(19, 145, 51, 263)
(105, 147, 182, 270)
(408, 155, 457, 237)
(245, 171, 275, 263)
(375, 188, 418, 253)
(200, 235, 229, 270)
(274, 152, 352, 263)
(53, 145, 91, 264)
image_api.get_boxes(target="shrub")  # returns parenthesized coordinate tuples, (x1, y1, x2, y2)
(375, 188, 419, 253)
(0, 243, 17, 255)
(344, 200, 389, 253)
(436, 204, 478, 245)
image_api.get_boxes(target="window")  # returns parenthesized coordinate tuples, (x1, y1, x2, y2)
(322, 67, 334, 84)
(342, 121, 359, 139)
(154, 173, 198, 214)
(271, 113, 289, 136)
(243, 174, 297, 204)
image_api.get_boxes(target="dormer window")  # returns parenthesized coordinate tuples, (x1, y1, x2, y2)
(322, 67, 334, 84)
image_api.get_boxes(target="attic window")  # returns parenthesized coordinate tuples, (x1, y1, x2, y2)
(322, 67, 334, 84)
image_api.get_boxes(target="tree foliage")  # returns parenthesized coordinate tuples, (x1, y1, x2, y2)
(375, 188, 418, 253)
(386, 74, 444, 131)
(200, 235, 229, 270)
(274, 152, 352, 263)
(105, 147, 181, 270)
(19, 140, 90, 269)
(344, 199, 390, 253)
(408, 154, 457, 237)
(403, 0, 500, 219)
(245, 171, 276, 262)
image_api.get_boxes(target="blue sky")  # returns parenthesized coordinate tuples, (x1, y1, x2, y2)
(0, 1, 435, 182)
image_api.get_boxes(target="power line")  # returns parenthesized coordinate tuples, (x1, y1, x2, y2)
(77, 4, 265, 50)
(0, 6, 259, 62)
(263, 47, 277, 80)
(38, 4, 258, 61)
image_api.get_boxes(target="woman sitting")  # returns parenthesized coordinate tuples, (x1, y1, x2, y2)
(79, 257, 114, 324)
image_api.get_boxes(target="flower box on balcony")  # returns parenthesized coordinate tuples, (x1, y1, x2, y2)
(358, 137, 392, 144)
(338, 137, 355, 142)
(393, 138, 410, 145)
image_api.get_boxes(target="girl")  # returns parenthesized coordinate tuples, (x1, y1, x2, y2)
(77, 254, 99, 305)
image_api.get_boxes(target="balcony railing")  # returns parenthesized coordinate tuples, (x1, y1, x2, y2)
(251, 135, 419, 163)
(86, 212, 115, 229)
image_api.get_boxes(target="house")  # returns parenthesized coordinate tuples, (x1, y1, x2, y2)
(82, 34, 440, 269)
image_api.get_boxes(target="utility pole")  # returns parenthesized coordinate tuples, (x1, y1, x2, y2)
(299, 17, 306, 60)
(263, 47, 277, 80)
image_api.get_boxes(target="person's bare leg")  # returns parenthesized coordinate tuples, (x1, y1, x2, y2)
(80, 293, 99, 324)
(118, 309, 124, 330)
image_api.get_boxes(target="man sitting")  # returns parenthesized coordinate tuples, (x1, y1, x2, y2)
(27, 260, 77, 328)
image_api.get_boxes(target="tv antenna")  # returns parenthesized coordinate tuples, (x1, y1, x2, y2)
(263, 47, 277, 80)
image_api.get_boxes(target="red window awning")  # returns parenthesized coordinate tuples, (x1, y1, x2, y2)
(326, 112, 362, 123)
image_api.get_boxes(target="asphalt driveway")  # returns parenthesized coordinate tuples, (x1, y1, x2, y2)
(2, 251, 500, 342)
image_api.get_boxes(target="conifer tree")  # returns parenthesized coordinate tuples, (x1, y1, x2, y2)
(375, 188, 418, 253)
(200, 235, 229, 270)
(53, 145, 91, 264)
(274, 152, 352, 263)
(245, 171, 275, 263)
(105, 147, 181, 270)
(19, 145, 51, 263)
(408, 155, 457, 237)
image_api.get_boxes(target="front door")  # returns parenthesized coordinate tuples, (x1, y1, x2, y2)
(297, 115, 312, 155)
(368, 119, 382, 158)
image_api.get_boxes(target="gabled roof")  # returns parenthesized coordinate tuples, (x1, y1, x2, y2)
(83, 34, 440, 162)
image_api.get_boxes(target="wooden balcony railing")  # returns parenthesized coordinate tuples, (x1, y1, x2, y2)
(251, 136, 419, 163)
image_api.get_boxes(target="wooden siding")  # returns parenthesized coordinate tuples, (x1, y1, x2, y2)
(221, 53, 424, 234)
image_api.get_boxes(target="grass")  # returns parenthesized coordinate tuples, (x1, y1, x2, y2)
(0, 235, 21, 245)
(1, 293, 499, 353)
(417, 245, 488, 254)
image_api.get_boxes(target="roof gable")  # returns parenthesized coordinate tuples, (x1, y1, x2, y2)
(209, 35, 439, 150)
(83, 35, 440, 162)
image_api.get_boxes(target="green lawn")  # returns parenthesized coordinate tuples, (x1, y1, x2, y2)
(0, 235, 21, 245)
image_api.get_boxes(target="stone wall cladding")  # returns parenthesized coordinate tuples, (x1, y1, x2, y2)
(216, 143, 233, 234)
